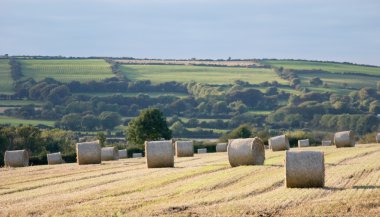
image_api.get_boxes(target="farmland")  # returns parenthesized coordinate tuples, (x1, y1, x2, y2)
(120, 64, 287, 84)
(261, 59, 380, 76)
(298, 71, 379, 89)
(0, 116, 55, 127)
(0, 59, 13, 94)
(19, 59, 114, 82)
(0, 144, 379, 216)
(73, 92, 189, 98)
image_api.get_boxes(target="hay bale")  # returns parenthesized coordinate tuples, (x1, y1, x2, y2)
(285, 151, 325, 188)
(376, 133, 380, 143)
(334, 131, 355, 148)
(298, 139, 310, 148)
(227, 137, 265, 167)
(133, 153, 143, 158)
(322, 140, 332, 146)
(175, 141, 194, 157)
(4, 150, 29, 167)
(269, 135, 290, 151)
(197, 148, 207, 154)
(118, 149, 127, 159)
(76, 140, 101, 165)
(47, 152, 63, 165)
(101, 147, 119, 161)
(145, 140, 174, 168)
(216, 143, 227, 152)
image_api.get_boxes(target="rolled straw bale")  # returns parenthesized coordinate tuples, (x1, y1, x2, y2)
(228, 137, 265, 167)
(216, 143, 227, 152)
(334, 131, 355, 148)
(145, 140, 174, 168)
(175, 141, 194, 157)
(376, 133, 380, 143)
(285, 151, 325, 188)
(269, 135, 290, 151)
(298, 139, 310, 148)
(197, 148, 207, 154)
(47, 152, 63, 165)
(133, 153, 143, 158)
(118, 149, 127, 159)
(4, 150, 29, 167)
(322, 140, 332, 146)
(76, 140, 101, 165)
(101, 147, 119, 161)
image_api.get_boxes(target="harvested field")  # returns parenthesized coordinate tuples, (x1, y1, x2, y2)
(0, 144, 379, 216)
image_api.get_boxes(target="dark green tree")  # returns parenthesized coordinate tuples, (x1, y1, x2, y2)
(126, 108, 171, 145)
(99, 112, 121, 130)
(81, 114, 99, 131)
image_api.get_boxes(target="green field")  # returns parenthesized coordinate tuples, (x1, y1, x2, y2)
(298, 71, 378, 90)
(0, 100, 43, 106)
(261, 59, 380, 76)
(0, 59, 14, 94)
(20, 59, 114, 82)
(74, 92, 189, 98)
(0, 116, 55, 127)
(120, 64, 287, 84)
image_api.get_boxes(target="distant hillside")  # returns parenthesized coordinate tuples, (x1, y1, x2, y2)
(0, 57, 379, 139)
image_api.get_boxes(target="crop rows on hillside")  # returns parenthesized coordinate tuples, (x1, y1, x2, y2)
(120, 64, 287, 85)
(0, 59, 14, 94)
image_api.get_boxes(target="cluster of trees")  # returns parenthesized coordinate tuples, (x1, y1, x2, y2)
(0, 126, 76, 165)
(57, 112, 121, 131)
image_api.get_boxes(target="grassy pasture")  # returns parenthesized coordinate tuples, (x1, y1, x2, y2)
(19, 59, 114, 83)
(0, 115, 55, 127)
(262, 59, 380, 76)
(298, 71, 378, 90)
(0, 59, 14, 94)
(74, 92, 189, 98)
(0, 100, 43, 106)
(120, 64, 287, 85)
(0, 144, 379, 216)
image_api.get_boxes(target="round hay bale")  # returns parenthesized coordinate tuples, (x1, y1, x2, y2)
(175, 141, 194, 157)
(118, 149, 127, 159)
(101, 147, 119, 161)
(376, 133, 380, 143)
(47, 152, 63, 165)
(133, 153, 143, 158)
(4, 150, 29, 167)
(285, 151, 325, 188)
(322, 140, 332, 146)
(197, 148, 207, 154)
(145, 140, 174, 168)
(227, 137, 265, 167)
(269, 135, 290, 151)
(216, 143, 227, 152)
(298, 139, 310, 148)
(76, 140, 101, 165)
(334, 131, 355, 148)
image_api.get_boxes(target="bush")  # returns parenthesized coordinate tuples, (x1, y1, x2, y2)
(127, 144, 144, 158)
(193, 140, 216, 153)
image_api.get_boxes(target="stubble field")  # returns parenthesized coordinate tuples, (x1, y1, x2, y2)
(0, 144, 379, 216)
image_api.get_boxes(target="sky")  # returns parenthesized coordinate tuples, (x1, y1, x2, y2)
(0, 0, 379, 65)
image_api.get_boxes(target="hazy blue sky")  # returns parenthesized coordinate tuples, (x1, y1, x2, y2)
(1, 0, 379, 65)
